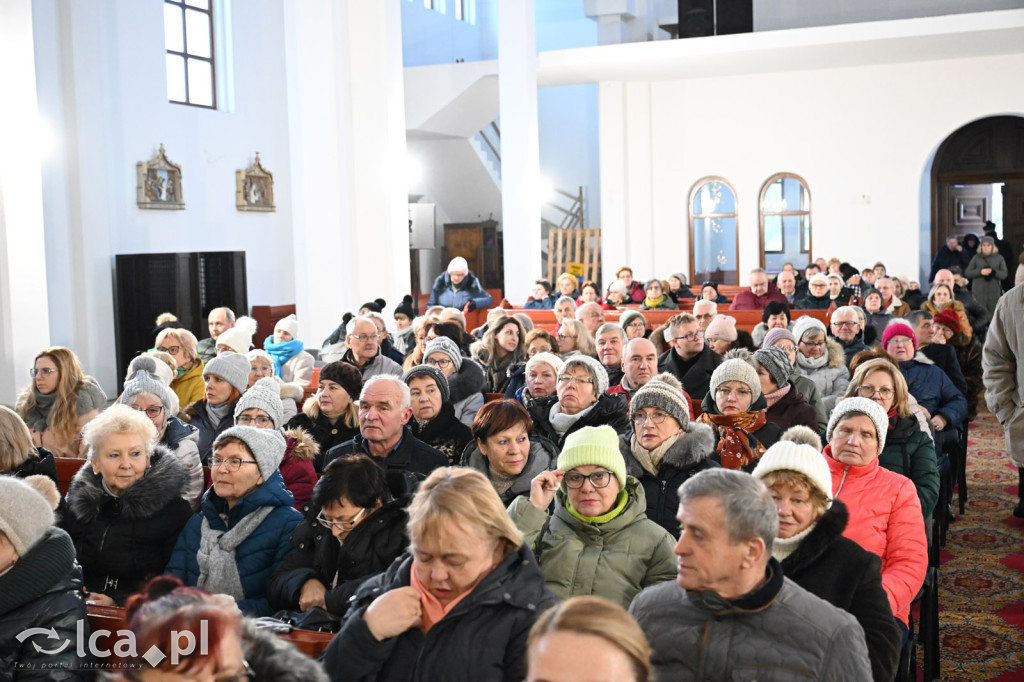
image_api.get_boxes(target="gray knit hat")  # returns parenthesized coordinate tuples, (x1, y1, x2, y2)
(562, 354, 610, 394)
(619, 310, 646, 331)
(826, 397, 888, 453)
(0, 476, 55, 557)
(709, 358, 762, 402)
(204, 352, 250, 395)
(233, 377, 283, 427)
(752, 441, 834, 508)
(121, 356, 175, 412)
(403, 365, 450, 403)
(630, 373, 690, 429)
(792, 315, 827, 342)
(424, 337, 462, 371)
(754, 346, 792, 389)
(215, 425, 286, 482)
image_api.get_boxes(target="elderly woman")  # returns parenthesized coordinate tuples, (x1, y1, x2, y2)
(965, 235, 1008, 315)
(618, 374, 717, 535)
(752, 438, 900, 682)
(699, 280, 729, 303)
(61, 405, 193, 606)
(286, 361, 362, 470)
(752, 347, 818, 433)
(402, 365, 473, 464)
(181, 352, 250, 462)
(697, 358, 782, 471)
(666, 272, 693, 305)
(612, 266, 647, 303)
(511, 352, 564, 407)
(751, 301, 791, 348)
(15, 346, 106, 458)
(472, 315, 526, 394)
(922, 282, 972, 341)
(323, 467, 558, 679)
(509, 425, 676, 609)
(262, 314, 315, 385)
(620, 310, 648, 340)
(246, 349, 302, 423)
(0, 476, 90, 677)
(932, 308, 983, 422)
(555, 318, 595, 359)
(762, 327, 828, 434)
(843, 358, 939, 519)
(428, 257, 494, 311)
(704, 314, 739, 355)
(605, 280, 630, 307)
(640, 279, 678, 311)
(825, 397, 928, 638)
(268, 454, 410, 618)
(578, 280, 612, 310)
(156, 327, 205, 407)
(0, 406, 58, 486)
(166, 426, 303, 616)
(791, 317, 850, 414)
(462, 400, 557, 504)
(527, 597, 653, 682)
(120, 356, 204, 510)
(795, 273, 833, 309)
(527, 355, 631, 449)
(423, 336, 485, 427)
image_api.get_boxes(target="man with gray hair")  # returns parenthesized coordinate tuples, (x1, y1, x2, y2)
(576, 301, 606, 335)
(197, 307, 236, 363)
(630, 468, 871, 680)
(729, 268, 788, 311)
(342, 316, 402, 379)
(595, 322, 628, 387)
(829, 305, 868, 367)
(691, 299, 717, 331)
(322, 375, 447, 490)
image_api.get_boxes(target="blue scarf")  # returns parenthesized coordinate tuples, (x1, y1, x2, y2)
(263, 335, 304, 377)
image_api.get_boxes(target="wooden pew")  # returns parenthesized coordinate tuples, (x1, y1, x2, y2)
(251, 304, 297, 342)
(55, 457, 86, 496)
(502, 308, 830, 334)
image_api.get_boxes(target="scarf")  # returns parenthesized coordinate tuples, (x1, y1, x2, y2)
(411, 559, 476, 632)
(698, 410, 767, 470)
(764, 383, 791, 408)
(566, 489, 629, 524)
(197, 505, 274, 600)
(548, 401, 596, 437)
(176, 359, 199, 378)
(263, 336, 305, 377)
(206, 400, 232, 430)
(796, 351, 828, 371)
(771, 522, 816, 562)
(643, 293, 666, 308)
(630, 432, 683, 476)
(487, 351, 519, 393)
(489, 470, 518, 497)
(23, 389, 55, 432)
(887, 406, 899, 431)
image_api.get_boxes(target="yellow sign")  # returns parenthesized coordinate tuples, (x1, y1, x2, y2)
(566, 263, 584, 277)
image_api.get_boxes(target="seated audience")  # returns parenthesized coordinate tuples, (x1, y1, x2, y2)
(16, 346, 106, 458)
(657, 313, 723, 400)
(215, 315, 257, 355)
(512, 352, 564, 407)
(525, 328, 560, 357)
(166, 426, 303, 616)
(775, 268, 798, 305)
(703, 314, 738, 355)
(246, 349, 302, 423)
(595, 323, 627, 387)
(423, 336, 486, 427)
(472, 315, 527, 394)
(795, 272, 832, 309)
(729, 268, 788, 310)
(322, 467, 559, 680)
(751, 301, 791, 348)
(471, 306, 509, 340)
(611, 266, 646, 303)
(578, 280, 611, 310)
(761, 327, 827, 434)
(629, 468, 872, 681)
(428, 256, 494, 311)
(285, 361, 361, 471)
(608, 338, 663, 404)
(576, 302, 606, 337)
(392, 295, 417, 356)
(792, 316, 850, 414)
(620, 310, 648, 340)
(0, 405, 58, 485)
(556, 272, 580, 300)
(525, 279, 556, 309)
(697, 358, 782, 471)
(640, 279, 678, 311)
(922, 281, 973, 342)
(551, 297, 576, 330)
(829, 306, 869, 366)
(363, 311, 406, 366)
(180, 352, 250, 462)
(666, 272, 694, 305)
(509, 425, 676, 608)
(63, 405, 193, 605)
(906, 310, 969, 412)
(861, 288, 892, 340)
(691, 298, 716, 330)
(698, 280, 729, 304)
(341, 316, 404, 379)
(557, 318, 596, 359)
(268, 454, 409, 618)
(605, 279, 629, 307)
(932, 308, 982, 421)
(876, 277, 910, 317)
(752, 347, 818, 433)
(401, 316, 435, 372)
(402, 365, 473, 465)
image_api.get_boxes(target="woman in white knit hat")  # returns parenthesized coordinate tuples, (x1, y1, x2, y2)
(262, 314, 315, 386)
(753, 432, 900, 682)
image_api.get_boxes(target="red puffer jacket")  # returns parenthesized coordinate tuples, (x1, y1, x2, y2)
(825, 446, 927, 625)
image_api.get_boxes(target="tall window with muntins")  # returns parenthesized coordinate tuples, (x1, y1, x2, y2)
(689, 177, 739, 286)
(164, 0, 216, 108)
(760, 173, 811, 273)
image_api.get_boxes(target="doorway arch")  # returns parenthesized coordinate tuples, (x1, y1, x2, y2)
(931, 115, 1024, 283)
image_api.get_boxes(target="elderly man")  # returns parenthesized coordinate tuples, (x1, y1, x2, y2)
(729, 268, 789, 311)
(607, 338, 675, 406)
(427, 256, 494, 312)
(983, 283, 1024, 517)
(692, 299, 717, 331)
(829, 306, 868, 367)
(341, 316, 403, 379)
(576, 301, 606, 335)
(657, 313, 723, 400)
(906, 310, 968, 398)
(876, 277, 910, 318)
(630, 469, 871, 681)
(322, 375, 448, 488)
(196, 307, 235, 363)
(595, 323, 627, 387)
(933, 268, 991, 335)
(775, 270, 798, 305)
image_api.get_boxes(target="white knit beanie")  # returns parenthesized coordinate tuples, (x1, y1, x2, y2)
(217, 316, 258, 354)
(447, 257, 469, 274)
(216, 426, 286, 482)
(233, 376, 283, 428)
(0, 476, 55, 557)
(525, 352, 564, 377)
(274, 314, 300, 340)
(826, 397, 889, 453)
(562, 354, 610, 394)
(792, 315, 827, 342)
(752, 441, 834, 508)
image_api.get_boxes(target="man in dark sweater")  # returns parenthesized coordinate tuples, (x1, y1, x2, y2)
(657, 313, 723, 400)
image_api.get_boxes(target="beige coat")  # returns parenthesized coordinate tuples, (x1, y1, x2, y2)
(983, 283, 1024, 467)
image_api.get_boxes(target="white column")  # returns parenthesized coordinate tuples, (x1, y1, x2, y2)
(0, 0, 51, 405)
(499, 0, 543, 301)
(283, 0, 409, 345)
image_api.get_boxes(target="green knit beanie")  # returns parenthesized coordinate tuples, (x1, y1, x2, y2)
(557, 425, 627, 488)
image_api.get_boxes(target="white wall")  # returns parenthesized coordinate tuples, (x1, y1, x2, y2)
(756, 0, 1024, 31)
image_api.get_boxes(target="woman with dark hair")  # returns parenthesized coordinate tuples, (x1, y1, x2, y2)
(751, 300, 791, 348)
(471, 315, 526, 394)
(268, 454, 410, 618)
(462, 400, 557, 504)
(285, 361, 362, 471)
(577, 280, 612, 310)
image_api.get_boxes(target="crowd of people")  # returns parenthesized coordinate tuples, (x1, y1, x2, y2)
(2, 232, 1022, 680)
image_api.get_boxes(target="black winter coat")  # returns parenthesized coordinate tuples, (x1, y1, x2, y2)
(765, 385, 819, 434)
(322, 545, 559, 682)
(618, 423, 719, 536)
(657, 345, 723, 400)
(8, 447, 58, 485)
(182, 398, 239, 463)
(408, 402, 473, 465)
(285, 410, 360, 473)
(780, 500, 901, 682)
(267, 497, 410, 617)
(61, 446, 193, 605)
(527, 393, 631, 451)
(0, 527, 90, 681)
(323, 427, 449, 495)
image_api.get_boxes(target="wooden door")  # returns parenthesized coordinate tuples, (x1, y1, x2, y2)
(946, 184, 992, 238)
(442, 224, 483, 277)
(1003, 181, 1024, 270)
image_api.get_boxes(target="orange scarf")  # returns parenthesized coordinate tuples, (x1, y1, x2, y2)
(409, 566, 472, 633)
(698, 410, 768, 470)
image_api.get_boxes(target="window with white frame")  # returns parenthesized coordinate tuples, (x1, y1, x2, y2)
(759, 173, 811, 273)
(164, 0, 216, 108)
(689, 177, 739, 286)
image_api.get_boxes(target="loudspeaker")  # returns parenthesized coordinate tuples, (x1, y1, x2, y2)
(717, 0, 752, 35)
(678, 0, 714, 38)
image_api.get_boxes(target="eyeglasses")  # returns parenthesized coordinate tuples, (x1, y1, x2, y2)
(831, 321, 858, 329)
(694, 313, 714, 321)
(557, 374, 594, 386)
(564, 470, 615, 489)
(556, 333, 574, 341)
(774, 345, 797, 353)
(348, 333, 380, 342)
(632, 410, 670, 426)
(156, 345, 181, 355)
(715, 387, 752, 399)
(237, 414, 274, 427)
(427, 358, 453, 368)
(857, 385, 895, 399)
(887, 337, 913, 346)
(799, 340, 826, 348)
(317, 507, 367, 531)
(131, 405, 165, 418)
(627, 320, 646, 328)
(673, 331, 704, 342)
(29, 367, 57, 378)
(210, 456, 259, 472)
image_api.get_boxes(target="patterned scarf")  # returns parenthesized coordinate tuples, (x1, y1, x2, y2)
(698, 410, 767, 470)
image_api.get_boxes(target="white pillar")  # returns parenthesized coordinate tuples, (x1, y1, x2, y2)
(499, 0, 542, 301)
(0, 0, 51, 405)
(283, 0, 409, 345)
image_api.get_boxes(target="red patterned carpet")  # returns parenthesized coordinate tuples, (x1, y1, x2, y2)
(931, 409, 1024, 680)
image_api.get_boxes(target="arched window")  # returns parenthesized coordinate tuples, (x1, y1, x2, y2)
(759, 173, 811, 273)
(689, 177, 739, 286)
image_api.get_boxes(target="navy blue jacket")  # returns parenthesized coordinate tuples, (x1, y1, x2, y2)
(899, 354, 968, 426)
(427, 271, 493, 311)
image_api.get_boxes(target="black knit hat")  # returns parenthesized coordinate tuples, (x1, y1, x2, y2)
(360, 298, 387, 314)
(319, 361, 363, 400)
(394, 295, 415, 320)
(761, 300, 790, 324)
(402, 365, 450, 404)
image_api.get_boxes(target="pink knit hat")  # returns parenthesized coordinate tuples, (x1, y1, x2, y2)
(704, 314, 738, 342)
(881, 322, 917, 352)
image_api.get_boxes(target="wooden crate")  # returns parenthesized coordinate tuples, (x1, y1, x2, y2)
(548, 228, 601, 286)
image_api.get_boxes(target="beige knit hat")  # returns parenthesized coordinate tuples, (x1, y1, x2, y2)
(0, 476, 55, 557)
(752, 441, 834, 508)
(709, 358, 762, 403)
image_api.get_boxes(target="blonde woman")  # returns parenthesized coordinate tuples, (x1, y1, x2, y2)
(156, 327, 205, 407)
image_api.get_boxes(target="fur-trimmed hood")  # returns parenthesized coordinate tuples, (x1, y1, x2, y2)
(278, 380, 305, 403)
(824, 337, 846, 368)
(620, 421, 716, 478)
(241, 618, 329, 681)
(66, 444, 189, 522)
(284, 426, 319, 462)
(448, 357, 487, 404)
(909, 351, 934, 366)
